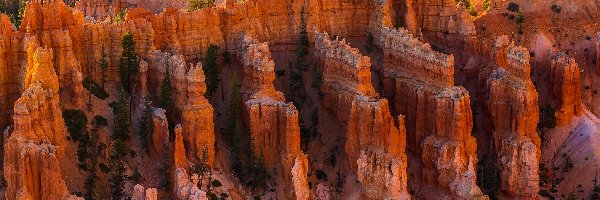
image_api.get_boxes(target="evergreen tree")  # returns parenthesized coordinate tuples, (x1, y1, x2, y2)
(138, 97, 153, 153)
(296, 6, 309, 71)
(225, 73, 241, 149)
(118, 32, 139, 93)
(365, 32, 374, 53)
(188, 0, 215, 11)
(114, 10, 126, 22)
(161, 140, 172, 189)
(203, 44, 220, 96)
(225, 73, 243, 180)
(110, 89, 131, 141)
(159, 62, 174, 113)
(9, 1, 24, 29)
(84, 127, 100, 200)
(253, 153, 270, 190)
(108, 139, 128, 200)
(100, 53, 108, 88)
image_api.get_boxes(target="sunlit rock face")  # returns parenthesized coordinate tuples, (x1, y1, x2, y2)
(315, 30, 410, 199)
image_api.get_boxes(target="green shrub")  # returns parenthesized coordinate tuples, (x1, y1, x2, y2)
(538, 105, 557, 132)
(63, 109, 88, 142)
(83, 77, 109, 100)
(93, 115, 109, 127)
(99, 163, 110, 173)
(114, 10, 126, 22)
(551, 5, 561, 14)
(316, 170, 328, 181)
(515, 9, 525, 25)
(507, 2, 519, 12)
(211, 179, 222, 187)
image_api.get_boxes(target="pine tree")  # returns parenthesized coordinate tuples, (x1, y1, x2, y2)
(84, 127, 100, 200)
(100, 53, 108, 89)
(159, 62, 174, 113)
(161, 140, 172, 189)
(110, 89, 131, 141)
(225, 73, 241, 149)
(138, 97, 153, 153)
(118, 32, 139, 93)
(203, 44, 220, 96)
(108, 139, 128, 200)
(296, 6, 309, 71)
(225, 73, 243, 180)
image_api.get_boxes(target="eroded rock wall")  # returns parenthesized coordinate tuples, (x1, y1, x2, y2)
(549, 52, 583, 126)
(403, 0, 476, 48)
(315, 30, 410, 199)
(3, 47, 75, 200)
(484, 36, 540, 198)
(378, 26, 483, 198)
(239, 35, 309, 200)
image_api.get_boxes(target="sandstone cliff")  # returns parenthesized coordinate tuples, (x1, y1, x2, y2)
(378, 27, 483, 198)
(402, 0, 476, 48)
(239, 35, 309, 200)
(483, 36, 540, 198)
(315, 30, 410, 199)
(549, 52, 583, 126)
(3, 47, 76, 200)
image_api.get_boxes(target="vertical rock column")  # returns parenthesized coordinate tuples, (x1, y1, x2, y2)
(4, 47, 76, 200)
(239, 35, 309, 200)
(315, 31, 410, 199)
(549, 52, 583, 126)
(378, 27, 483, 198)
(485, 36, 540, 198)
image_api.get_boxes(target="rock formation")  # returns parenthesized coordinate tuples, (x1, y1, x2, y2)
(402, 0, 476, 48)
(132, 184, 158, 200)
(75, 0, 126, 20)
(151, 107, 169, 155)
(174, 168, 207, 200)
(3, 47, 77, 200)
(148, 51, 216, 166)
(239, 35, 309, 200)
(314, 30, 410, 199)
(549, 52, 583, 126)
(483, 36, 540, 198)
(378, 27, 483, 198)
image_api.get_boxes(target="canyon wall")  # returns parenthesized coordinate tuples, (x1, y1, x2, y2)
(239, 35, 309, 200)
(3, 47, 77, 200)
(314, 30, 410, 199)
(75, 0, 127, 20)
(402, 0, 476, 48)
(483, 36, 540, 198)
(549, 52, 583, 126)
(378, 26, 483, 198)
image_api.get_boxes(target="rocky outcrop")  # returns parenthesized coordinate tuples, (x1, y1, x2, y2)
(147, 51, 216, 166)
(378, 27, 483, 198)
(239, 35, 309, 200)
(174, 168, 207, 200)
(403, 0, 476, 48)
(3, 47, 76, 200)
(174, 125, 188, 169)
(75, 0, 126, 20)
(132, 184, 158, 200)
(151, 107, 169, 155)
(315, 30, 410, 199)
(549, 52, 583, 126)
(484, 36, 540, 198)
